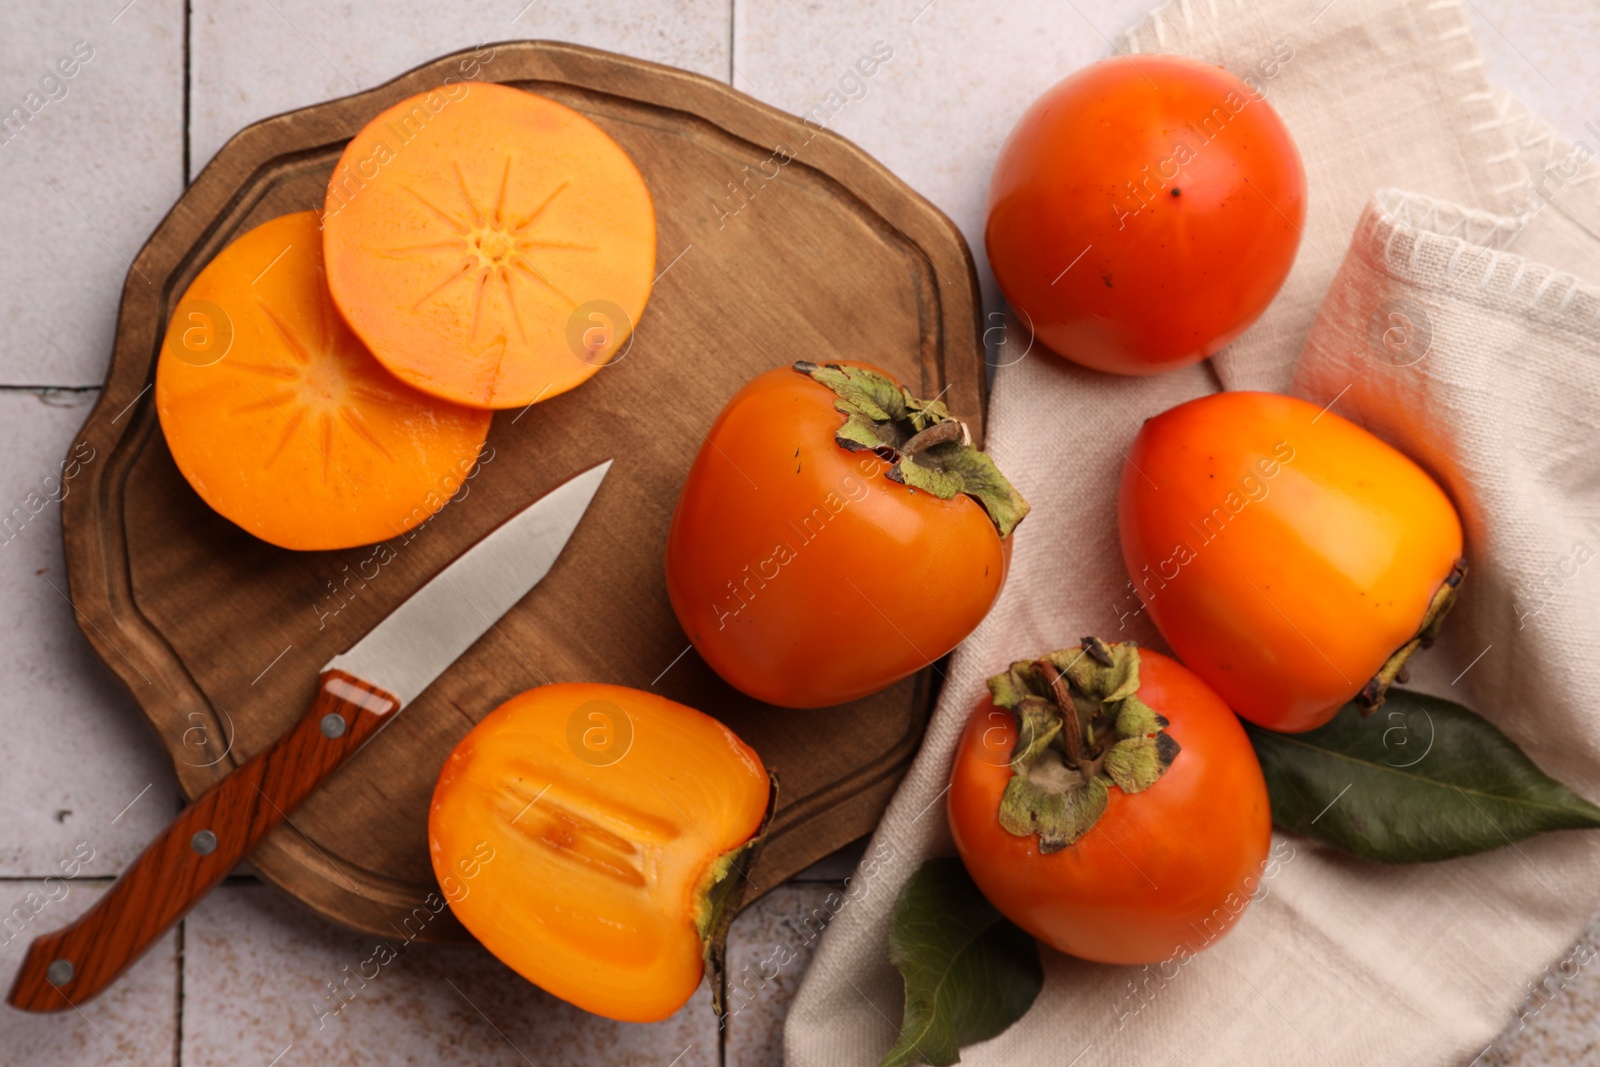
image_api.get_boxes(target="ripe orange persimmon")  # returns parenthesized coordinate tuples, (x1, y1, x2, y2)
(1118, 391, 1466, 732)
(950, 640, 1271, 964)
(322, 82, 656, 409)
(665, 362, 1029, 708)
(155, 211, 491, 551)
(428, 683, 770, 1023)
(986, 54, 1305, 375)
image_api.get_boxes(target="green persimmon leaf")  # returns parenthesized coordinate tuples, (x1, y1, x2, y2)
(879, 857, 1042, 1067)
(1246, 689, 1600, 863)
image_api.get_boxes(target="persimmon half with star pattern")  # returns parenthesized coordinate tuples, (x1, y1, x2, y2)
(155, 211, 491, 551)
(320, 81, 657, 410)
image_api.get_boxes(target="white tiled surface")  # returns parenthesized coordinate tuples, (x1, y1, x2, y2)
(0, 1, 1594, 1064)
(0, 391, 179, 876)
(0, 881, 178, 1065)
(182, 882, 718, 1066)
(0, 1, 184, 387)
(722, 882, 851, 1067)
(188, 0, 735, 177)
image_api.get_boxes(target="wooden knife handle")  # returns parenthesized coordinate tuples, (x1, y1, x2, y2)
(7, 670, 398, 1012)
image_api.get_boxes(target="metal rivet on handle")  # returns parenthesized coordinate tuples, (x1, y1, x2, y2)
(190, 829, 218, 855)
(320, 713, 347, 739)
(45, 959, 73, 986)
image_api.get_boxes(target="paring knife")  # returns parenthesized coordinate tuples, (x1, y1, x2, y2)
(8, 459, 612, 1013)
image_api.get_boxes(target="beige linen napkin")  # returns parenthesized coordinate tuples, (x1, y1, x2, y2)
(785, 0, 1600, 1064)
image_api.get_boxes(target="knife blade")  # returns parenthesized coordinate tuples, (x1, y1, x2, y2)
(7, 458, 612, 1013)
(325, 458, 611, 707)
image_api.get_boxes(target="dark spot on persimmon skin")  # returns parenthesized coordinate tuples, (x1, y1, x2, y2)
(1171, 187, 1182, 197)
(1102, 272, 1114, 288)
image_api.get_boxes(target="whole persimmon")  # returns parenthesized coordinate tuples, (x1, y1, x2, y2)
(949, 639, 1271, 964)
(665, 362, 1029, 708)
(986, 53, 1305, 374)
(1118, 391, 1466, 732)
(428, 683, 770, 1023)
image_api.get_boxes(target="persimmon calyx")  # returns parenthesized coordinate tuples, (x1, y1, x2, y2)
(988, 638, 1180, 853)
(793, 361, 1030, 539)
(696, 774, 780, 1018)
(1357, 557, 1468, 715)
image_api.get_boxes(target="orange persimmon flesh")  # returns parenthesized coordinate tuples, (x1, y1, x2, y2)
(156, 211, 491, 551)
(321, 82, 657, 410)
(429, 683, 769, 1023)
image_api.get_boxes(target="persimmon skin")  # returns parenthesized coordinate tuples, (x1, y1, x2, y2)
(155, 211, 491, 551)
(428, 683, 768, 1023)
(1119, 391, 1465, 732)
(986, 54, 1305, 375)
(949, 649, 1271, 964)
(664, 364, 1010, 709)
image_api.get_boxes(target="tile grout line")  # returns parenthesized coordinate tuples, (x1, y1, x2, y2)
(173, 918, 185, 1067)
(175, 3, 193, 1060)
(722, 13, 733, 1067)
(720, 8, 733, 1063)
(720, 17, 734, 1067)
(172, 777, 188, 1067)
(0, 874, 260, 883)
(183, 0, 193, 186)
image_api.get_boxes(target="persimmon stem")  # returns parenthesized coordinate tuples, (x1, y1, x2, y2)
(1083, 635, 1115, 667)
(899, 419, 966, 462)
(1041, 660, 1082, 766)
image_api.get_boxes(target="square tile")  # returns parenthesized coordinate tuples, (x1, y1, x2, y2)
(182, 881, 721, 1066)
(723, 883, 845, 1067)
(0, 391, 179, 877)
(0, 1, 185, 386)
(0, 879, 178, 1065)
(190, 0, 736, 176)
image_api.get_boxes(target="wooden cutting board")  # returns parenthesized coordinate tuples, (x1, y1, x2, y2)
(61, 41, 985, 941)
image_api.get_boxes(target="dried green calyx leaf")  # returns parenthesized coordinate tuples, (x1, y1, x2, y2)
(1009, 697, 1062, 771)
(985, 639, 1180, 850)
(697, 774, 779, 1018)
(1050, 635, 1140, 705)
(1114, 694, 1166, 739)
(795, 361, 1030, 538)
(1000, 759, 1110, 854)
(1356, 558, 1468, 715)
(1102, 731, 1181, 795)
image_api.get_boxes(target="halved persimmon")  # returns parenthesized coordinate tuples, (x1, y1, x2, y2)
(155, 211, 491, 551)
(428, 683, 771, 1023)
(321, 82, 657, 409)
